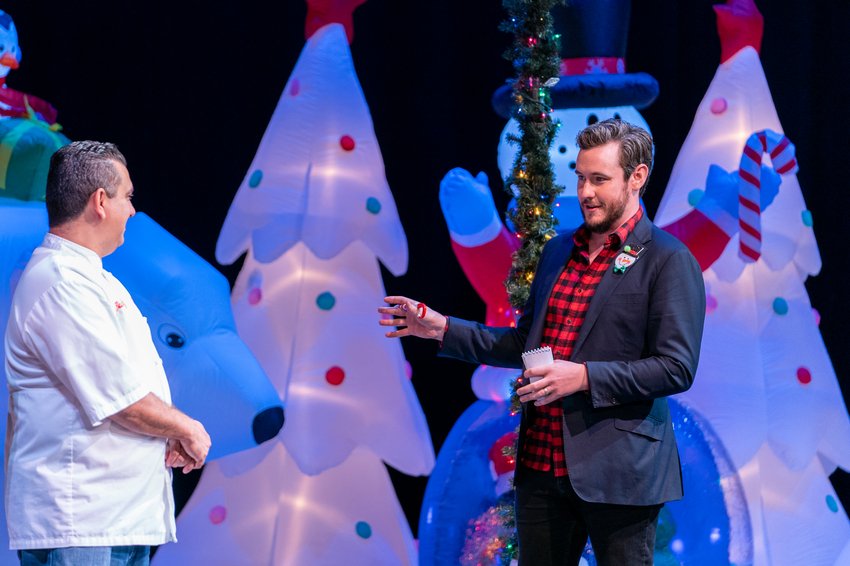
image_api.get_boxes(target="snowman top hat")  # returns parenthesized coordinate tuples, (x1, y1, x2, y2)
(492, 0, 659, 118)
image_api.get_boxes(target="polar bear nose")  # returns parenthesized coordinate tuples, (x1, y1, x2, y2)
(252, 406, 285, 444)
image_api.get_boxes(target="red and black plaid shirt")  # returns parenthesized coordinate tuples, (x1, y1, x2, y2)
(520, 207, 644, 476)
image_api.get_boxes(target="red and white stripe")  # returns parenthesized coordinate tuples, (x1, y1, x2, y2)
(737, 130, 798, 262)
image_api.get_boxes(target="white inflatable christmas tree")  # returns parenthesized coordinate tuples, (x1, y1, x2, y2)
(153, 20, 434, 566)
(655, 1, 850, 563)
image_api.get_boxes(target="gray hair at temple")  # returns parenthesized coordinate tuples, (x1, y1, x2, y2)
(576, 119, 654, 196)
(46, 141, 127, 227)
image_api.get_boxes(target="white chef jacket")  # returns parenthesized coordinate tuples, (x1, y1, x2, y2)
(4, 233, 176, 549)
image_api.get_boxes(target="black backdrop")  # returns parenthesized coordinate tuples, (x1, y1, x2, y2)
(4, 0, 849, 534)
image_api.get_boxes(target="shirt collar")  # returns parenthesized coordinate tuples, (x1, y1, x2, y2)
(573, 206, 644, 251)
(42, 233, 104, 269)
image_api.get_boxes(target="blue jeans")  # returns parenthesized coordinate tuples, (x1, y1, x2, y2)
(515, 468, 661, 566)
(18, 546, 150, 566)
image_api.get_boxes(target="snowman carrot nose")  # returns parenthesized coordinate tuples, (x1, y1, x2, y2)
(737, 129, 797, 263)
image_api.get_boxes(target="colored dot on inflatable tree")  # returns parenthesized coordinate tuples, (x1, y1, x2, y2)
(247, 270, 263, 305)
(366, 197, 382, 214)
(209, 505, 227, 525)
(325, 366, 345, 386)
(340, 135, 356, 151)
(827, 495, 839, 513)
(772, 297, 789, 315)
(687, 189, 704, 207)
(316, 292, 336, 310)
(289, 78, 301, 96)
(801, 209, 813, 227)
(710, 97, 728, 114)
(248, 170, 263, 188)
(796, 367, 812, 385)
(355, 521, 372, 539)
(706, 294, 718, 314)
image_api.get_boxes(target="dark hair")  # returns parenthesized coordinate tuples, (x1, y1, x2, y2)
(46, 141, 127, 227)
(576, 119, 654, 196)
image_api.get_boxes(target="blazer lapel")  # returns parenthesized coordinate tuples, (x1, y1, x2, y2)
(571, 215, 653, 357)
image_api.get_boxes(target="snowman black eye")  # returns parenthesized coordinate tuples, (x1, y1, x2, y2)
(569, 161, 576, 170)
(587, 114, 598, 125)
(558, 145, 567, 154)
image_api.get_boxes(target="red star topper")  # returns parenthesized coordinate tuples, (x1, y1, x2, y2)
(305, 0, 366, 44)
(714, 0, 764, 63)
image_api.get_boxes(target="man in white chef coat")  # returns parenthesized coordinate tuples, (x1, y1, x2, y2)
(4, 141, 211, 566)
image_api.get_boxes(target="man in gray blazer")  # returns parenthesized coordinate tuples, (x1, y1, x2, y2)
(380, 119, 705, 566)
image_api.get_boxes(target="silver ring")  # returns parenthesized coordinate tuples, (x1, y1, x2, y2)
(542, 387, 549, 396)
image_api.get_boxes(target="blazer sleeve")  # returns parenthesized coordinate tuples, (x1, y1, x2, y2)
(438, 235, 561, 368)
(587, 245, 706, 408)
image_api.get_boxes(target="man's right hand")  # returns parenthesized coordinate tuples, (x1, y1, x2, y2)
(378, 296, 447, 341)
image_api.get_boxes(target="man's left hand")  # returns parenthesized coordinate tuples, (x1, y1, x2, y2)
(165, 438, 193, 472)
(517, 360, 589, 406)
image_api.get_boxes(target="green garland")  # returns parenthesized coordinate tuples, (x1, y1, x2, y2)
(501, 0, 565, 308)
(492, 2, 564, 562)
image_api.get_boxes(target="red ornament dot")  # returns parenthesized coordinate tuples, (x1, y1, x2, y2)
(248, 287, 262, 306)
(289, 79, 301, 96)
(209, 505, 227, 525)
(340, 135, 356, 151)
(796, 367, 812, 385)
(710, 97, 728, 115)
(326, 366, 346, 386)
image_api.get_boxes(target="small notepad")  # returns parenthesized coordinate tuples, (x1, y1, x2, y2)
(521, 346, 553, 383)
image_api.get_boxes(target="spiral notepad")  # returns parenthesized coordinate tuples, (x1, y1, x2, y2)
(521, 346, 553, 382)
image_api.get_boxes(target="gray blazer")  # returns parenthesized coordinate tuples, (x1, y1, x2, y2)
(440, 214, 706, 505)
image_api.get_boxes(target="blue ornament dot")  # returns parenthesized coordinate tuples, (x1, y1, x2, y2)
(827, 495, 839, 513)
(687, 189, 704, 207)
(772, 297, 789, 316)
(316, 292, 336, 311)
(366, 197, 382, 215)
(247, 270, 263, 289)
(355, 521, 372, 539)
(801, 210, 813, 227)
(248, 170, 263, 188)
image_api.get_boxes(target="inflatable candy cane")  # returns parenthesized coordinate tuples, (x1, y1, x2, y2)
(738, 129, 798, 262)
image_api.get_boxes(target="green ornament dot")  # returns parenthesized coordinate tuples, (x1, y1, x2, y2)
(316, 292, 336, 311)
(248, 170, 263, 188)
(827, 495, 839, 513)
(624, 245, 632, 253)
(355, 521, 372, 539)
(366, 197, 382, 215)
(687, 189, 704, 207)
(772, 297, 789, 316)
(801, 210, 813, 227)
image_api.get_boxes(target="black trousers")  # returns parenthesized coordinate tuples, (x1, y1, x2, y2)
(515, 468, 662, 566)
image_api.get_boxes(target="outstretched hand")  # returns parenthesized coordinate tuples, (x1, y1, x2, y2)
(378, 295, 447, 341)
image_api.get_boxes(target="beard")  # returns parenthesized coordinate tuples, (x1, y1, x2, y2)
(582, 190, 630, 234)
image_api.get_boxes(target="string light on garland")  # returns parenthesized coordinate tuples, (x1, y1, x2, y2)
(500, 0, 565, 308)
